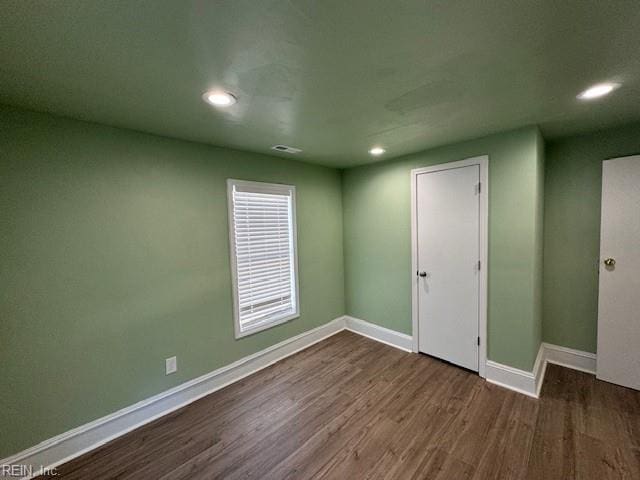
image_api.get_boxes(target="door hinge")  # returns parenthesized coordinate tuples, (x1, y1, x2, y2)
(476, 182, 481, 194)
(477, 336, 480, 346)
(477, 260, 481, 270)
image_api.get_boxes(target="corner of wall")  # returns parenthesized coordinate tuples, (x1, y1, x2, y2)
(532, 126, 545, 362)
(338, 167, 349, 317)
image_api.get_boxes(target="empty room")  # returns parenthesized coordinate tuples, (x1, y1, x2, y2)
(2, 1, 640, 479)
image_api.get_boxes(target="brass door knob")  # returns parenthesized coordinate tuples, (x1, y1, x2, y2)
(604, 258, 616, 267)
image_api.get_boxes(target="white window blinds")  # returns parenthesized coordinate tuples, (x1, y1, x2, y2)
(227, 180, 299, 337)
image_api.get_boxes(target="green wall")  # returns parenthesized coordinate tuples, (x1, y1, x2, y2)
(343, 126, 544, 372)
(0, 106, 345, 458)
(542, 122, 640, 353)
(7, 100, 637, 460)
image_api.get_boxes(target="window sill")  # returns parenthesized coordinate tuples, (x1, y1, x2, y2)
(234, 312, 300, 339)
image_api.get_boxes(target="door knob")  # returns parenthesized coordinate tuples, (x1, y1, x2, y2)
(604, 258, 616, 267)
(418, 271, 427, 277)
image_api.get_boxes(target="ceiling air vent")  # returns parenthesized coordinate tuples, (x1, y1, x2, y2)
(271, 145, 302, 154)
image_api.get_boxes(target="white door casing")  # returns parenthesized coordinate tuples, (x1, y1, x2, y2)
(411, 156, 488, 376)
(597, 155, 640, 390)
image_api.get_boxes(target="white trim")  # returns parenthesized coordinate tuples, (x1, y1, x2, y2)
(542, 342, 597, 374)
(226, 179, 300, 339)
(344, 316, 413, 352)
(410, 156, 489, 377)
(0, 317, 346, 480)
(533, 343, 547, 397)
(485, 343, 597, 398)
(486, 343, 544, 398)
(1, 312, 599, 479)
(485, 360, 539, 398)
(2, 316, 414, 478)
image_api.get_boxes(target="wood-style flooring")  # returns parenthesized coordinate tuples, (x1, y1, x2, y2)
(37, 331, 640, 479)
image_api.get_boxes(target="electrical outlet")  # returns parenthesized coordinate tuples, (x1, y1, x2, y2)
(165, 356, 177, 375)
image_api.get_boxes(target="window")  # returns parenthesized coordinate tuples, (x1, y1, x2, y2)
(227, 179, 299, 338)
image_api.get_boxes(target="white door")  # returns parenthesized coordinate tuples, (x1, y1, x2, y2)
(416, 164, 480, 371)
(597, 155, 640, 390)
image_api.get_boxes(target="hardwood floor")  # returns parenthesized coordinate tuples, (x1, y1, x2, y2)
(37, 331, 640, 479)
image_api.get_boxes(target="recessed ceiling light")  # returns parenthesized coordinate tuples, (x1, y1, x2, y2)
(369, 147, 385, 156)
(577, 83, 620, 100)
(203, 90, 237, 107)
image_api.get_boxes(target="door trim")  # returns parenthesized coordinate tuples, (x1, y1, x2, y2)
(410, 156, 489, 378)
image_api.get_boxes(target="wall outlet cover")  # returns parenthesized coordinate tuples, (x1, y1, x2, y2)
(165, 356, 177, 375)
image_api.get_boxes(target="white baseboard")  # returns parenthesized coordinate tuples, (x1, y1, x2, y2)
(1, 317, 347, 480)
(486, 342, 597, 398)
(542, 342, 597, 374)
(533, 342, 548, 397)
(344, 318, 596, 400)
(344, 315, 413, 352)
(1, 315, 413, 478)
(2, 313, 598, 479)
(485, 360, 539, 398)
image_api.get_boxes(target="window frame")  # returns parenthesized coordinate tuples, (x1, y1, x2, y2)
(226, 178, 300, 339)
